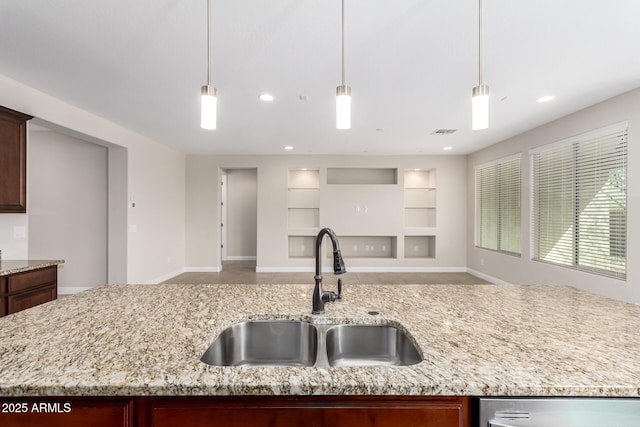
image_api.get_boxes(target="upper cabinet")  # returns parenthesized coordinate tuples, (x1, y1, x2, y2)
(0, 106, 33, 213)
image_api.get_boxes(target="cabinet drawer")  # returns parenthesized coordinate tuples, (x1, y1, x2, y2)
(7, 284, 56, 315)
(7, 266, 57, 293)
(0, 276, 6, 294)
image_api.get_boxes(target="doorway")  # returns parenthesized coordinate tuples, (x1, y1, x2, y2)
(220, 169, 258, 268)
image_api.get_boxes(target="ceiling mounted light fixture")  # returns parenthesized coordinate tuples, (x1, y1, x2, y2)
(336, 0, 351, 130)
(472, 0, 489, 130)
(200, 0, 217, 130)
(537, 95, 555, 103)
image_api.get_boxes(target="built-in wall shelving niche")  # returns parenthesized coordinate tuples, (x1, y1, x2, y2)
(338, 236, 398, 259)
(288, 169, 320, 229)
(404, 236, 436, 259)
(327, 168, 398, 185)
(404, 169, 436, 228)
(288, 235, 315, 258)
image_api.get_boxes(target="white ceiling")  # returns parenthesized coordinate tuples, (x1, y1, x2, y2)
(1, 0, 639, 155)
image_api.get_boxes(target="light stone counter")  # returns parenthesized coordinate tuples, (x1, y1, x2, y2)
(0, 260, 64, 276)
(0, 282, 639, 397)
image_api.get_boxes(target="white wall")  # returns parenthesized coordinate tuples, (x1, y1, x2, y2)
(467, 87, 640, 304)
(28, 130, 108, 292)
(0, 73, 186, 284)
(186, 155, 467, 272)
(225, 169, 257, 259)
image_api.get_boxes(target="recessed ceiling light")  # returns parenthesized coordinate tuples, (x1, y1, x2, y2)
(537, 95, 555, 103)
(443, 146, 453, 151)
(414, 168, 420, 171)
(302, 168, 307, 171)
(259, 93, 274, 102)
(284, 146, 294, 150)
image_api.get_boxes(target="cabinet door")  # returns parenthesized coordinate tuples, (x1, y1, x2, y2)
(7, 284, 56, 314)
(0, 399, 133, 427)
(0, 106, 31, 213)
(148, 397, 469, 427)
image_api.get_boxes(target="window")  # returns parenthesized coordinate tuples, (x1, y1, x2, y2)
(475, 155, 521, 255)
(531, 122, 627, 279)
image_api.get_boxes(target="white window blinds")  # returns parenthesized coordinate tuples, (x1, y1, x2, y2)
(475, 155, 521, 255)
(531, 122, 627, 279)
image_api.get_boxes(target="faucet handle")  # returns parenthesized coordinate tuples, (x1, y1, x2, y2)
(337, 278, 343, 300)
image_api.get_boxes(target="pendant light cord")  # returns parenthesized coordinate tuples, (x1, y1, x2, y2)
(478, 0, 482, 85)
(207, 0, 212, 86)
(341, 0, 345, 85)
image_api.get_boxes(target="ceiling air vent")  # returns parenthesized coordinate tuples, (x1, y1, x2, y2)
(431, 129, 457, 135)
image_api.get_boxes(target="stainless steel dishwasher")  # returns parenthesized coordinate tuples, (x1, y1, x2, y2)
(479, 398, 640, 426)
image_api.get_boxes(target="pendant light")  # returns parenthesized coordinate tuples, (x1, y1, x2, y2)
(336, 0, 351, 130)
(201, 0, 217, 130)
(472, 0, 489, 130)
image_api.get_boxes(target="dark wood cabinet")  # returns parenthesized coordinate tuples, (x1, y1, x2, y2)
(0, 266, 57, 317)
(0, 106, 32, 213)
(0, 396, 470, 427)
(142, 396, 471, 427)
(0, 398, 133, 427)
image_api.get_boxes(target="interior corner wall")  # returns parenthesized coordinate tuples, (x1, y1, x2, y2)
(0, 73, 186, 285)
(466, 87, 640, 304)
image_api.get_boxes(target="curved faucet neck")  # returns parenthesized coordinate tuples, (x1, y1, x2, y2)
(315, 227, 339, 276)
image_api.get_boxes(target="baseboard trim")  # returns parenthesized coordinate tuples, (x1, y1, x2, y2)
(146, 268, 187, 284)
(225, 256, 257, 261)
(58, 286, 94, 295)
(466, 268, 511, 285)
(256, 266, 468, 273)
(184, 266, 221, 273)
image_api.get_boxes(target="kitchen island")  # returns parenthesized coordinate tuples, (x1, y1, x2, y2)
(0, 260, 63, 317)
(0, 282, 639, 426)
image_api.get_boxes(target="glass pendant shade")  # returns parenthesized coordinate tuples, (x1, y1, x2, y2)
(201, 85, 217, 130)
(472, 84, 489, 130)
(336, 84, 351, 130)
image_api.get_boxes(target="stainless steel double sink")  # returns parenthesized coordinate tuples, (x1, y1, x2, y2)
(200, 320, 423, 367)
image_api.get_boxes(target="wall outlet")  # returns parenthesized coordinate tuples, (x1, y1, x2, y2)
(13, 226, 26, 239)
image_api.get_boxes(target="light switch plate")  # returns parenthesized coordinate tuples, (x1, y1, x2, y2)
(13, 226, 26, 238)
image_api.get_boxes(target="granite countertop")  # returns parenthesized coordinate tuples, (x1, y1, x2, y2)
(0, 282, 639, 397)
(0, 260, 64, 276)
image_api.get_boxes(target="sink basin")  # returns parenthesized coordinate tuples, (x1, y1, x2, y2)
(200, 320, 318, 366)
(325, 325, 422, 367)
(201, 320, 422, 367)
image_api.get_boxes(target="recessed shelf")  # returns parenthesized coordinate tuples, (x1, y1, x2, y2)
(403, 169, 436, 229)
(338, 236, 398, 259)
(288, 188, 320, 208)
(404, 189, 436, 208)
(327, 168, 398, 185)
(404, 208, 436, 228)
(404, 169, 436, 188)
(288, 235, 315, 258)
(404, 236, 436, 259)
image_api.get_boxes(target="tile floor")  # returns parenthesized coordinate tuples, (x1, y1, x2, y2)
(164, 261, 490, 285)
